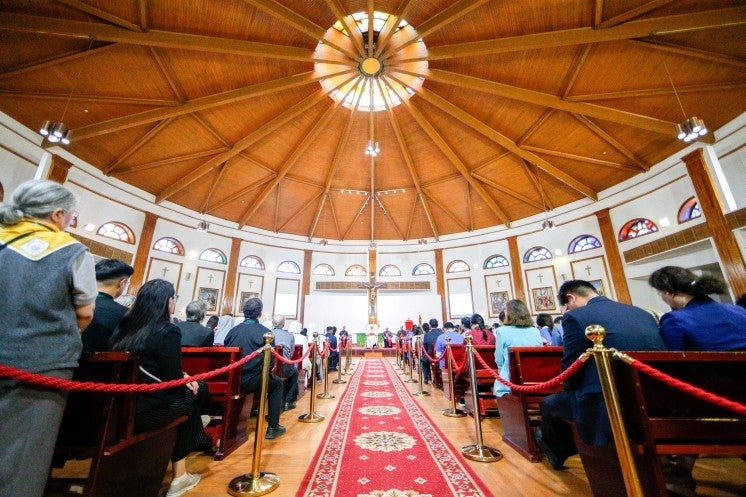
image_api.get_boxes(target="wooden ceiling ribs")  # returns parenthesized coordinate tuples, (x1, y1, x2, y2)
(0, 42, 117, 81)
(598, 0, 677, 29)
(567, 81, 746, 102)
(520, 146, 642, 172)
(137, 0, 147, 31)
(422, 192, 469, 233)
(323, 0, 366, 57)
(375, 0, 416, 57)
(341, 194, 371, 240)
(278, 190, 325, 233)
(148, 47, 185, 103)
(396, 67, 676, 136)
(207, 174, 275, 212)
(627, 38, 746, 68)
(375, 195, 406, 240)
(522, 160, 553, 211)
(103, 117, 174, 174)
(394, 8, 746, 62)
(72, 70, 348, 140)
(593, 0, 605, 29)
(0, 90, 176, 107)
(56, 0, 144, 32)
(200, 160, 231, 214)
(110, 148, 228, 176)
(411, 86, 598, 200)
(471, 173, 547, 211)
(571, 114, 652, 169)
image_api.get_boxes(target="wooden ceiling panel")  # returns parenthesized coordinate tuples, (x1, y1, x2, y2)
(1, 0, 98, 21)
(126, 157, 212, 197)
(658, 24, 746, 58)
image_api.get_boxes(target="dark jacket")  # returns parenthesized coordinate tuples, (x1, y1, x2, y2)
(82, 292, 128, 352)
(177, 320, 215, 347)
(224, 319, 275, 384)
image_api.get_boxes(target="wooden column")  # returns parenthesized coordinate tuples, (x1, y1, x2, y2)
(682, 149, 746, 296)
(299, 249, 312, 323)
(128, 211, 157, 294)
(434, 248, 447, 324)
(46, 154, 74, 184)
(507, 236, 526, 302)
(595, 208, 631, 304)
(221, 237, 242, 315)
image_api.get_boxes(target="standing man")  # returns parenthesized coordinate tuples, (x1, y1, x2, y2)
(224, 298, 286, 439)
(271, 314, 299, 411)
(82, 258, 133, 352)
(325, 326, 338, 371)
(177, 300, 214, 347)
(535, 280, 666, 470)
(421, 319, 442, 385)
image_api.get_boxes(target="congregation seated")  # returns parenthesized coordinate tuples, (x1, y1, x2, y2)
(177, 300, 215, 347)
(271, 314, 300, 411)
(493, 300, 544, 398)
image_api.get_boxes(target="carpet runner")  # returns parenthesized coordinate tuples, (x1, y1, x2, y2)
(296, 358, 492, 497)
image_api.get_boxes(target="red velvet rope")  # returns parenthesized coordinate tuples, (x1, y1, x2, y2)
(419, 343, 443, 362)
(628, 359, 746, 417)
(271, 343, 314, 365)
(0, 348, 264, 392)
(473, 349, 588, 393)
(447, 346, 468, 373)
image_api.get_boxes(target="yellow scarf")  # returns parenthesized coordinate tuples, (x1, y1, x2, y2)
(0, 219, 79, 261)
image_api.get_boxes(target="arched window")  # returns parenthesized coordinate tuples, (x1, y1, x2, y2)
(97, 221, 135, 244)
(618, 218, 658, 241)
(240, 255, 265, 270)
(199, 248, 227, 264)
(312, 263, 335, 276)
(412, 263, 435, 276)
(277, 260, 301, 274)
(379, 264, 401, 277)
(153, 237, 184, 256)
(568, 235, 602, 254)
(446, 260, 470, 273)
(345, 264, 367, 277)
(483, 254, 509, 269)
(678, 197, 702, 223)
(523, 247, 552, 263)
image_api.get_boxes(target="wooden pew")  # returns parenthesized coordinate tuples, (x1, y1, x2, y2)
(462, 345, 500, 417)
(181, 347, 252, 461)
(49, 352, 185, 497)
(574, 351, 746, 497)
(493, 346, 563, 462)
(292, 344, 307, 400)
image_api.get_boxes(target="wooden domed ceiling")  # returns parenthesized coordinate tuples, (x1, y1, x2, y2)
(0, 1, 744, 242)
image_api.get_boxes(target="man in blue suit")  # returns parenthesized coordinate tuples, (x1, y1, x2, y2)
(535, 280, 666, 470)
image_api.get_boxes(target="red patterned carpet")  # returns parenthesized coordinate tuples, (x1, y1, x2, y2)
(296, 358, 493, 497)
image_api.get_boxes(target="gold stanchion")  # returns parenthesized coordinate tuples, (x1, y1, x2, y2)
(341, 338, 350, 376)
(332, 341, 346, 384)
(317, 337, 335, 399)
(442, 337, 466, 417)
(413, 336, 429, 396)
(395, 340, 402, 369)
(228, 333, 280, 496)
(461, 335, 501, 462)
(404, 339, 418, 383)
(299, 332, 324, 423)
(586, 325, 644, 497)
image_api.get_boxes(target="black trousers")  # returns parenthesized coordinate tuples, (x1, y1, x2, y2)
(241, 373, 283, 428)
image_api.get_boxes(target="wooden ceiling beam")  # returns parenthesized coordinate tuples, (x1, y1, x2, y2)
(103, 117, 174, 174)
(0, 43, 116, 81)
(471, 173, 546, 210)
(328, 194, 341, 240)
(374, 0, 416, 56)
(245, 0, 359, 60)
(0, 90, 178, 107)
(412, 85, 598, 200)
(521, 160, 554, 211)
(598, 0, 676, 29)
(324, 0, 365, 56)
(568, 81, 746, 102)
(56, 0, 144, 32)
(308, 194, 329, 240)
(273, 185, 281, 232)
(521, 145, 643, 172)
(380, 77, 439, 240)
(383, 0, 491, 58)
(110, 147, 228, 175)
(200, 160, 231, 213)
(137, 0, 148, 31)
(156, 86, 335, 203)
(0, 13, 316, 60)
(394, 8, 746, 61)
(422, 192, 469, 233)
(517, 110, 555, 146)
(237, 89, 348, 227)
(191, 114, 230, 147)
(206, 174, 275, 212)
(278, 190, 324, 232)
(149, 47, 185, 103)
(341, 195, 370, 241)
(628, 38, 746, 68)
(571, 114, 653, 168)
(367, 0, 374, 57)
(593, 0, 604, 29)
(400, 96, 511, 227)
(375, 195, 407, 240)
(73, 69, 348, 139)
(395, 67, 675, 135)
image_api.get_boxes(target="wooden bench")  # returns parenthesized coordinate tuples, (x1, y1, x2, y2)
(574, 351, 746, 497)
(461, 345, 499, 417)
(181, 346, 252, 460)
(49, 351, 185, 497)
(493, 346, 563, 462)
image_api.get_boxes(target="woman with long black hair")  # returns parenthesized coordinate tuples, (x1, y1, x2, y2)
(110, 279, 210, 497)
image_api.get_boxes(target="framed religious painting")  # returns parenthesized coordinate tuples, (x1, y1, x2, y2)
(489, 291, 509, 317)
(589, 279, 605, 296)
(240, 291, 259, 312)
(198, 287, 219, 312)
(532, 286, 556, 312)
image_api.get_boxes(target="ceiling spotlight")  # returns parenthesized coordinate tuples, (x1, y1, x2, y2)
(676, 116, 708, 143)
(541, 219, 555, 231)
(318, 239, 328, 246)
(40, 121, 72, 145)
(417, 238, 427, 245)
(369, 241, 377, 251)
(365, 140, 380, 157)
(196, 220, 210, 232)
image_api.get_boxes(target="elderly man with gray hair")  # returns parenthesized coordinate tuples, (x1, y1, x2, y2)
(272, 314, 299, 411)
(177, 299, 215, 346)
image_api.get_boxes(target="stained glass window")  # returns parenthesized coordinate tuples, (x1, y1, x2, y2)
(379, 264, 401, 277)
(240, 255, 265, 270)
(412, 263, 435, 276)
(199, 248, 227, 264)
(277, 260, 301, 274)
(153, 237, 184, 255)
(568, 235, 602, 254)
(618, 218, 658, 241)
(312, 264, 335, 276)
(97, 222, 135, 244)
(446, 260, 470, 273)
(345, 264, 367, 277)
(523, 247, 552, 263)
(677, 197, 702, 223)
(483, 255, 509, 269)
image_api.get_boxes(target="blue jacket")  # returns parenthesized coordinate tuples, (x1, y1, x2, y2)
(659, 296, 746, 351)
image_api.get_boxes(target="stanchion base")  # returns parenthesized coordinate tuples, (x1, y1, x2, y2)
(316, 392, 335, 399)
(442, 408, 466, 417)
(227, 472, 280, 496)
(404, 379, 418, 383)
(462, 444, 502, 462)
(298, 412, 325, 423)
(413, 390, 430, 396)
(332, 379, 347, 384)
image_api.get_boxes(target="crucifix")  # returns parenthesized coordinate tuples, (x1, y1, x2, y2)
(161, 266, 169, 277)
(585, 265, 592, 276)
(248, 280, 253, 288)
(537, 273, 544, 283)
(359, 278, 387, 324)
(495, 280, 501, 288)
(208, 274, 214, 284)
